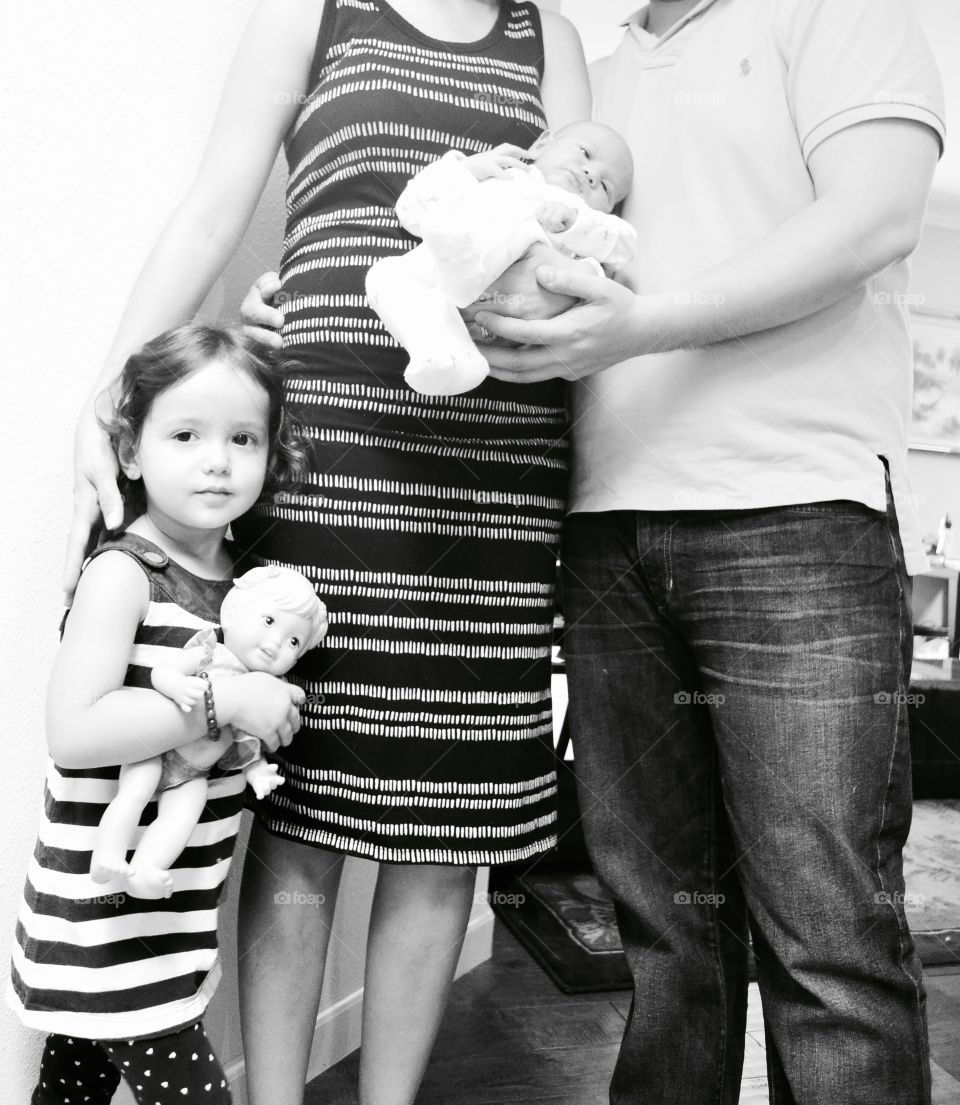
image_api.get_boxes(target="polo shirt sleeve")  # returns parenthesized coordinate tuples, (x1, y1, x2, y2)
(776, 0, 946, 164)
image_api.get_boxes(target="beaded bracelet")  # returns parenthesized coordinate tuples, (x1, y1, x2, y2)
(199, 671, 221, 741)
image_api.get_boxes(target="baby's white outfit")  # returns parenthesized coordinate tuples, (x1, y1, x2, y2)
(366, 151, 637, 395)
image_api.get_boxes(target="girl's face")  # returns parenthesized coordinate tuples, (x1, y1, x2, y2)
(122, 359, 270, 536)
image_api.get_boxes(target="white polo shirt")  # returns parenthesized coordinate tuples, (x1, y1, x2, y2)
(574, 0, 946, 573)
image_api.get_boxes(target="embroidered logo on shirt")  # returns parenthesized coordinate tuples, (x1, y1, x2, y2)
(740, 58, 753, 77)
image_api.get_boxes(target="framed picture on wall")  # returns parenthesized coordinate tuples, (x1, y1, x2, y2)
(911, 311, 960, 453)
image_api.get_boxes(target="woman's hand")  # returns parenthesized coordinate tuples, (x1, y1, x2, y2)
(215, 671, 305, 752)
(239, 271, 285, 349)
(64, 400, 124, 599)
(475, 263, 658, 383)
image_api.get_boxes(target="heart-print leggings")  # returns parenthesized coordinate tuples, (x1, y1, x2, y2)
(32, 1020, 231, 1104)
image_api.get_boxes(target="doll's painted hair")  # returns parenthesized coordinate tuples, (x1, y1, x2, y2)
(222, 565, 328, 651)
(102, 324, 308, 514)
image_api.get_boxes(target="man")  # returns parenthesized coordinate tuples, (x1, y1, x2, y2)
(473, 0, 945, 1102)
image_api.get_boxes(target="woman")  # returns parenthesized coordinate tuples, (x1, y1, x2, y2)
(69, 2, 590, 1103)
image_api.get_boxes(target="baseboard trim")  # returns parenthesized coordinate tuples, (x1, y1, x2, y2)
(224, 905, 495, 1103)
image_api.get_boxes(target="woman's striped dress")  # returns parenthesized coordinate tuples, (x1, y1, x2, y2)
(231, 0, 566, 864)
(8, 535, 245, 1039)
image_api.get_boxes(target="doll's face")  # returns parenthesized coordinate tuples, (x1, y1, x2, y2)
(221, 600, 312, 676)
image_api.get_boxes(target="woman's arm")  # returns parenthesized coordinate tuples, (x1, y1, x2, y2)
(66, 0, 324, 594)
(48, 553, 303, 769)
(538, 11, 591, 128)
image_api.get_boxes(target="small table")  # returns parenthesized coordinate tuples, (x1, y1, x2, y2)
(909, 658, 960, 798)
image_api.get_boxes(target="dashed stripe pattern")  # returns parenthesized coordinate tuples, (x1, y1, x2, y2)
(9, 535, 245, 1039)
(277, 0, 547, 364)
(232, 1, 566, 865)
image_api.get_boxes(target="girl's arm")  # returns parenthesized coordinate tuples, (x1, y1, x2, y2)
(539, 12, 591, 129)
(66, 0, 325, 594)
(48, 553, 302, 769)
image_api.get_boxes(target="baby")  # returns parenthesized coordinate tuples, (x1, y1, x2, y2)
(91, 565, 327, 898)
(366, 121, 637, 395)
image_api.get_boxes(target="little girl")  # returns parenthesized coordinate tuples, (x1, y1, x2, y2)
(8, 324, 309, 1105)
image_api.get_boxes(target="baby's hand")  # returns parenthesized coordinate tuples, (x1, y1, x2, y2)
(465, 143, 530, 181)
(537, 200, 578, 234)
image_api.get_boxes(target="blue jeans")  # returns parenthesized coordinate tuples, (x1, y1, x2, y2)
(561, 495, 928, 1104)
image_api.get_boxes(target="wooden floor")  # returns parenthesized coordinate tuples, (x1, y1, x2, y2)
(304, 923, 960, 1105)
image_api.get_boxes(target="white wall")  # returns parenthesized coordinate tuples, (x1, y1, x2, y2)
(4, 3, 299, 1099)
(906, 221, 960, 541)
(2, 4, 494, 1101)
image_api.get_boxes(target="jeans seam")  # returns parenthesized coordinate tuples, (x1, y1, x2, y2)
(876, 514, 931, 1103)
(706, 756, 730, 1105)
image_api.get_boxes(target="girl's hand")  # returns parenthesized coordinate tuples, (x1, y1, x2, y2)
(464, 144, 530, 181)
(215, 671, 305, 752)
(239, 271, 285, 349)
(64, 400, 124, 600)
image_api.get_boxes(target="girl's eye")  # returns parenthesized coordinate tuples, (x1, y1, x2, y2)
(173, 431, 196, 442)
(233, 432, 256, 447)
(289, 637, 300, 650)
(263, 615, 275, 626)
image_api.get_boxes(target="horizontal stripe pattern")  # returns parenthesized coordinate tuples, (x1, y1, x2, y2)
(278, 0, 547, 367)
(8, 536, 244, 1039)
(229, 1, 564, 864)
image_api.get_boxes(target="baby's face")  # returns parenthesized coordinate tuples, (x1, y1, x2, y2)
(223, 601, 311, 676)
(532, 123, 634, 214)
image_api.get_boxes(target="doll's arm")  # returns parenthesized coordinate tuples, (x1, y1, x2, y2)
(150, 647, 209, 712)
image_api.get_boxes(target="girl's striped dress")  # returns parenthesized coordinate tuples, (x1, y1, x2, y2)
(231, 0, 566, 864)
(8, 534, 244, 1040)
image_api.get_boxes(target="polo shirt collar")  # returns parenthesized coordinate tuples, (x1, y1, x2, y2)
(624, 0, 722, 48)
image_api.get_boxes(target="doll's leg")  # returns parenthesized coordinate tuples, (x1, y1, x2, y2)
(90, 757, 163, 884)
(124, 776, 208, 899)
(366, 247, 489, 396)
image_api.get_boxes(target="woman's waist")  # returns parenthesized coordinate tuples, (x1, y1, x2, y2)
(280, 362, 569, 431)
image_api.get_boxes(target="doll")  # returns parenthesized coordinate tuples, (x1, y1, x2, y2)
(365, 120, 637, 396)
(90, 564, 328, 898)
